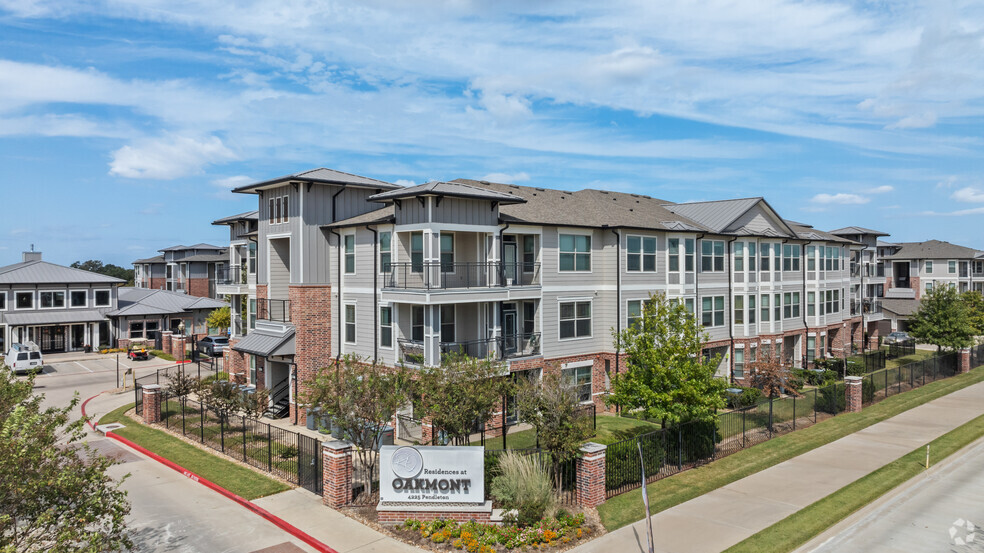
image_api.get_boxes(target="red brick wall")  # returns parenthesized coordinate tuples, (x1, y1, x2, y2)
(186, 278, 211, 299)
(289, 285, 333, 422)
(377, 510, 492, 525)
(509, 352, 617, 413)
(256, 284, 268, 303)
(911, 276, 921, 300)
(845, 376, 862, 412)
(225, 338, 248, 384)
(576, 445, 606, 508)
(322, 442, 352, 508)
(149, 277, 165, 290)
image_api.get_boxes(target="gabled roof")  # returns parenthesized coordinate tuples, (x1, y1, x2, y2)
(663, 197, 799, 238)
(881, 239, 981, 260)
(787, 223, 855, 244)
(880, 298, 918, 317)
(108, 288, 226, 317)
(0, 260, 125, 285)
(232, 168, 399, 194)
(232, 328, 295, 357)
(212, 210, 259, 225)
(829, 226, 890, 237)
(368, 181, 527, 205)
(323, 206, 396, 229)
(133, 255, 165, 264)
(174, 253, 228, 263)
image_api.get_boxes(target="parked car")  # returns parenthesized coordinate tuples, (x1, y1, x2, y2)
(884, 331, 911, 345)
(4, 343, 43, 374)
(197, 335, 229, 356)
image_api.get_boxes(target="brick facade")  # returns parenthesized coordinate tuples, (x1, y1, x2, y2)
(961, 348, 971, 374)
(161, 331, 172, 356)
(377, 509, 492, 525)
(509, 352, 618, 414)
(148, 277, 166, 290)
(845, 376, 862, 413)
(225, 338, 248, 384)
(322, 440, 353, 508)
(289, 285, 333, 422)
(186, 277, 211, 299)
(142, 384, 162, 423)
(576, 442, 606, 508)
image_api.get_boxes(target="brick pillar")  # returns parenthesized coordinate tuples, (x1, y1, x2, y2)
(142, 384, 162, 423)
(161, 331, 173, 355)
(421, 416, 434, 445)
(173, 335, 187, 361)
(289, 285, 333, 423)
(322, 440, 353, 508)
(576, 442, 607, 508)
(867, 326, 880, 350)
(845, 376, 863, 413)
(960, 348, 971, 374)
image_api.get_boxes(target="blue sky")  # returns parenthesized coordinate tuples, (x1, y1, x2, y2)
(1, 0, 983, 267)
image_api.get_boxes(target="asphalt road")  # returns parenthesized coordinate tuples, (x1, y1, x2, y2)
(30, 356, 319, 553)
(805, 437, 984, 553)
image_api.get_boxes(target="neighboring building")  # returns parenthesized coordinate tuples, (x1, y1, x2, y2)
(829, 226, 891, 349)
(107, 287, 227, 346)
(211, 211, 259, 337)
(0, 251, 124, 353)
(223, 167, 872, 424)
(133, 244, 227, 299)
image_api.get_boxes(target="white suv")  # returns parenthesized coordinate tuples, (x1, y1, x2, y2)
(4, 343, 43, 374)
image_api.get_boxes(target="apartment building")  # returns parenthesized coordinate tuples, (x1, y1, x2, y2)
(212, 211, 259, 337)
(223, 168, 870, 422)
(0, 251, 124, 353)
(133, 244, 227, 299)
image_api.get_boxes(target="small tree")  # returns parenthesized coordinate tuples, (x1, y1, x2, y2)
(196, 378, 241, 424)
(0, 371, 131, 552)
(238, 388, 271, 420)
(414, 353, 513, 445)
(303, 356, 412, 491)
(961, 291, 984, 340)
(608, 292, 727, 428)
(909, 286, 975, 352)
(747, 347, 799, 431)
(206, 306, 231, 336)
(515, 371, 594, 488)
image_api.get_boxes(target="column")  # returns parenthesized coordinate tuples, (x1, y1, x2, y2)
(142, 384, 162, 423)
(576, 442, 607, 508)
(322, 440, 353, 508)
(960, 348, 971, 374)
(845, 376, 862, 413)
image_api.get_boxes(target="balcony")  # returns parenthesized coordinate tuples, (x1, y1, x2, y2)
(398, 332, 542, 366)
(216, 264, 249, 295)
(256, 299, 290, 323)
(381, 262, 540, 290)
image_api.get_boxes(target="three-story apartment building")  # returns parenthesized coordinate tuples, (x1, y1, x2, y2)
(133, 244, 227, 299)
(212, 211, 259, 337)
(224, 168, 869, 423)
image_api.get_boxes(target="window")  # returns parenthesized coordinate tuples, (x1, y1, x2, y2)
(282, 195, 289, 224)
(734, 349, 744, 379)
(39, 291, 65, 309)
(774, 245, 781, 273)
(410, 232, 424, 272)
(760, 294, 770, 322)
(808, 292, 816, 317)
(275, 197, 282, 224)
(831, 247, 839, 271)
(949, 260, 957, 274)
(807, 336, 816, 364)
(734, 242, 744, 272)
(95, 290, 111, 307)
(559, 301, 591, 339)
(627, 236, 657, 272)
(760, 243, 770, 271)
(807, 246, 816, 271)
(412, 305, 424, 342)
(701, 240, 725, 272)
(749, 295, 756, 324)
(748, 242, 757, 271)
(669, 297, 696, 316)
(379, 232, 392, 273)
(249, 356, 256, 384)
(774, 293, 781, 321)
(783, 292, 801, 319)
(344, 304, 356, 344)
(440, 305, 455, 343)
(344, 234, 356, 274)
(925, 260, 933, 274)
(249, 299, 256, 329)
(269, 198, 274, 223)
(0, 292, 5, 310)
(145, 321, 159, 334)
(668, 238, 680, 271)
(559, 234, 591, 272)
(70, 290, 87, 308)
(701, 296, 725, 327)
(440, 234, 454, 272)
(248, 241, 257, 274)
(783, 244, 801, 271)
(129, 321, 144, 339)
(563, 365, 592, 403)
(926, 281, 934, 292)
(627, 299, 649, 328)
(523, 236, 536, 272)
(380, 306, 393, 348)
(734, 295, 744, 324)
(15, 291, 32, 309)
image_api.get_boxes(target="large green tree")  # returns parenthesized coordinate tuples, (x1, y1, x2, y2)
(909, 285, 975, 352)
(71, 260, 134, 286)
(960, 291, 984, 339)
(607, 292, 727, 427)
(0, 370, 131, 552)
(206, 307, 231, 335)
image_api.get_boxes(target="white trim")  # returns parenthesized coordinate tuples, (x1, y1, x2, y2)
(0, 291, 6, 311)
(558, 298, 592, 341)
(93, 289, 112, 307)
(68, 289, 88, 309)
(13, 290, 34, 311)
(561, 360, 594, 370)
(342, 231, 357, 276)
(625, 233, 658, 273)
(343, 302, 357, 345)
(38, 289, 67, 310)
(393, 223, 500, 234)
(557, 229, 593, 274)
(379, 305, 394, 350)
(265, 232, 292, 239)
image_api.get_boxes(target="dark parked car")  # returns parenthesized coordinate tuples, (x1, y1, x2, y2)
(884, 331, 911, 345)
(197, 336, 229, 356)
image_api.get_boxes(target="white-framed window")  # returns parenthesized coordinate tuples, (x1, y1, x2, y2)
(668, 237, 695, 273)
(783, 292, 801, 319)
(282, 195, 289, 224)
(343, 233, 356, 274)
(774, 293, 781, 321)
(627, 235, 657, 272)
(380, 306, 393, 348)
(0, 292, 6, 311)
(734, 348, 745, 379)
(344, 303, 356, 344)
(669, 297, 696, 316)
(559, 233, 591, 272)
(275, 196, 282, 224)
(748, 242, 757, 271)
(926, 281, 934, 292)
(379, 231, 392, 273)
(129, 321, 144, 339)
(760, 243, 771, 271)
(949, 260, 957, 274)
(410, 232, 424, 273)
(440, 304, 455, 342)
(94, 289, 111, 307)
(249, 298, 257, 329)
(523, 236, 536, 272)
(39, 290, 65, 309)
(248, 241, 257, 274)
(807, 245, 816, 271)
(748, 295, 756, 324)
(760, 294, 770, 322)
(440, 234, 455, 272)
(562, 363, 593, 403)
(783, 244, 801, 271)
(559, 300, 591, 339)
(701, 240, 725, 272)
(269, 198, 275, 223)
(249, 356, 257, 384)
(807, 335, 816, 364)
(808, 291, 816, 317)
(734, 242, 744, 272)
(411, 305, 424, 342)
(734, 295, 744, 324)
(70, 290, 87, 308)
(701, 295, 725, 327)
(627, 299, 650, 328)
(925, 260, 933, 274)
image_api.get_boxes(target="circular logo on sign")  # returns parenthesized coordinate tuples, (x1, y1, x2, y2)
(391, 446, 424, 479)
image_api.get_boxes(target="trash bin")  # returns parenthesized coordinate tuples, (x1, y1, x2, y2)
(306, 407, 320, 431)
(377, 425, 394, 449)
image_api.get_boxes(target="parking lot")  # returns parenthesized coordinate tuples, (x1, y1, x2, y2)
(36, 354, 176, 380)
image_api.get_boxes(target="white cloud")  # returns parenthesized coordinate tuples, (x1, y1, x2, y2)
(885, 111, 937, 130)
(481, 172, 530, 183)
(952, 187, 984, 203)
(812, 193, 870, 205)
(867, 185, 894, 194)
(212, 175, 254, 190)
(923, 206, 984, 216)
(394, 179, 417, 187)
(109, 135, 236, 179)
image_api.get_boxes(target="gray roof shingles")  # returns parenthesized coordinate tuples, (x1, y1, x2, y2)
(881, 240, 981, 260)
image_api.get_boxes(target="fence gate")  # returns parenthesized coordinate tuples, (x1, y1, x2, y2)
(297, 434, 322, 495)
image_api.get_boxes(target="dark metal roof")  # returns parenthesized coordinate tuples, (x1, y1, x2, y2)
(133, 255, 165, 264)
(108, 288, 226, 317)
(212, 210, 259, 225)
(829, 226, 890, 237)
(158, 244, 224, 252)
(368, 181, 527, 204)
(232, 329, 295, 357)
(232, 168, 399, 194)
(2, 309, 109, 326)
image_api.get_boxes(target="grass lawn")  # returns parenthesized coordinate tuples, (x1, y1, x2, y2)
(724, 411, 984, 553)
(99, 403, 290, 500)
(597, 365, 984, 531)
(149, 349, 175, 361)
(885, 349, 935, 369)
(474, 415, 662, 450)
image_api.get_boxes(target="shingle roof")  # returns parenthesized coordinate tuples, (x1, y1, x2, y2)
(232, 168, 399, 193)
(0, 260, 125, 285)
(662, 197, 803, 238)
(108, 288, 226, 317)
(829, 226, 890, 237)
(173, 253, 228, 263)
(133, 255, 165, 264)
(881, 240, 981, 260)
(212, 210, 259, 225)
(368, 181, 527, 204)
(323, 206, 396, 229)
(881, 298, 918, 316)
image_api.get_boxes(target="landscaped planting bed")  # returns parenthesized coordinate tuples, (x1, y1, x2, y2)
(395, 512, 597, 552)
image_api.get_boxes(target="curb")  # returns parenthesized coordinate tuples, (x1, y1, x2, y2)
(83, 394, 338, 553)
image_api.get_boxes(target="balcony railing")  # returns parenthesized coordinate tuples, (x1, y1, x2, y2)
(398, 332, 542, 366)
(852, 299, 883, 316)
(381, 261, 540, 290)
(217, 264, 246, 285)
(256, 299, 290, 322)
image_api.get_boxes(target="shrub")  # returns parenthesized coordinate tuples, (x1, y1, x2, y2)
(727, 387, 761, 409)
(816, 382, 846, 414)
(794, 368, 837, 386)
(862, 377, 875, 403)
(200, 371, 230, 384)
(845, 360, 866, 377)
(490, 452, 556, 527)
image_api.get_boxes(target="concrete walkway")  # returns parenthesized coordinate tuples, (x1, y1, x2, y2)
(570, 379, 984, 553)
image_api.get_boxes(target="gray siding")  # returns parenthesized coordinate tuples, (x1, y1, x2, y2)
(433, 198, 498, 226)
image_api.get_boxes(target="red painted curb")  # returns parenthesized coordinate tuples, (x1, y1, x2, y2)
(83, 394, 338, 553)
(80, 392, 102, 430)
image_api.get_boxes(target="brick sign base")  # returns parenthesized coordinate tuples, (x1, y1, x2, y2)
(377, 501, 493, 525)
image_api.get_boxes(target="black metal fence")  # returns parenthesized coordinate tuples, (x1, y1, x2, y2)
(157, 391, 322, 494)
(133, 359, 222, 413)
(431, 403, 597, 449)
(887, 339, 917, 359)
(861, 352, 958, 406)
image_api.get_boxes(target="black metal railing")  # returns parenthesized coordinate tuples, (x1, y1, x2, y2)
(217, 265, 245, 285)
(887, 338, 916, 359)
(257, 299, 290, 322)
(380, 261, 540, 290)
(483, 448, 578, 505)
(399, 333, 542, 366)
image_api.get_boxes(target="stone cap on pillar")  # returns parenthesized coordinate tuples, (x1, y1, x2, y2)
(580, 442, 607, 457)
(323, 440, 354, 452)
(845, 376, 863, 384)
(143, 384, 162, 392)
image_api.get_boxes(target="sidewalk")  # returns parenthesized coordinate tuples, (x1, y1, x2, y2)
(570, 379, 984, 553)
